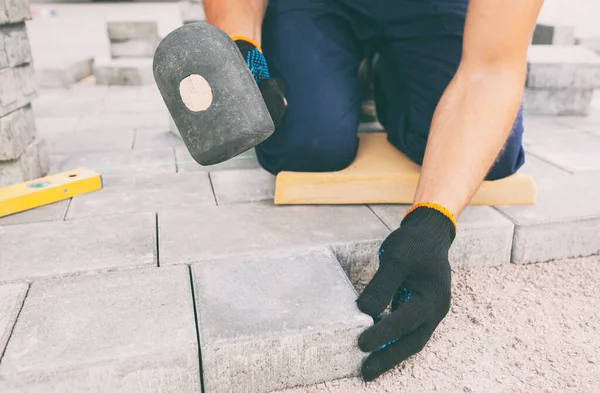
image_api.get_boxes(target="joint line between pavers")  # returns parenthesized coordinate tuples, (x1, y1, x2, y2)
(187, 265, 206, 393)
(207, 173, 218, 206)
(131, 129, 138, 150)
(61, 198, 73, 221)
(155, 213, 160, 268)
(0, 283, 31, 365)
(173, 148, 179, 173)
(525, 151, 576, 175)
(366, 204, 393, 231)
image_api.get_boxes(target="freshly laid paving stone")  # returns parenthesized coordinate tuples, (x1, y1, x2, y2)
(524, 130, 600, 173)
(33, 116, 80, 134)
(35, 57, 94, 88)
(496, 156, 600, 264)
(526, 46, 600, 89)
(0, 23, 32, 69)
(211, 168, 276, 205)
(532, 23, 575, 45)
(67, 172, 215, 218)
(523, 88, 594, 116)
(44, 128, 135, 154)
(0, 105, 35, 161)
(77, 111, 169, 132)
(0, 266, 201, 392)
(0, 200, 68, 226)
(0, 65, 36, 117)
(31, 89, 103, 118)
(0, 283, 28, 356)
(0, 212, 156, 283)
(192, 248, 371, 393)
(175, 146, 261, 172)
(133, 128, 185, 150)
(370, 205, 515, 268)
(50, 148, 176, 175)
(94, 58, 154, 86)
(159, 203, 390, 266)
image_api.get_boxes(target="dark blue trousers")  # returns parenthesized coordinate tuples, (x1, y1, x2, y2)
(256, 0, 525, 181)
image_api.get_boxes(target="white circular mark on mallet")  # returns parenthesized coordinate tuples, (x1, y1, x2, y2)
(179, 74, 213, 112)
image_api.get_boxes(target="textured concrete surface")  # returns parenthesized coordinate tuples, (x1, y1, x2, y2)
(44, 127, 135, 154)
(35, 56, 94, 88)
(67, 172, 216, 218)
(0, 266, 201, 393)
(94, 58, 154, 86)
(211, 168, 276, 205)
(0, 283, 28, 357)
(526, 45, 600, 89)
(175, 146, 261, 172)
(77, 110, 169, 132)
(133, 128, 185, 150)
(370, 205, 515, 268)
(0, 137, 49, 187)
(272, 255, 600, 393)
(0, 105, 35, 161)
(0, 23, 32, 69)
(523, 88, 593, 116)
(193, 248, 371, 393)
(524, 130, 600, 173)
(0, 213, 156, 283)
(0, 0, 31, 25)
(0, 64, 36, 117)
(111, 38, 159, 58)
(106, 21, 159, 41)
(158, 203, 390, 265)
(0, 200, 68, 226)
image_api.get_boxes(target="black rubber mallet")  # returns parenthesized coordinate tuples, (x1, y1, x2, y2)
(153, 23, 274, 166)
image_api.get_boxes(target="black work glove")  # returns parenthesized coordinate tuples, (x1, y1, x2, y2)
(234, 37, 286, 128)
(356, 203, 457, 381)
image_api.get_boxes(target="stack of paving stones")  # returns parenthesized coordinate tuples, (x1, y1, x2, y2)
(94, 21, 159, 85)
(0, 0, 49, 187)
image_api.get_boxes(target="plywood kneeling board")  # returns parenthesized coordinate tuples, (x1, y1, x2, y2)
(274, 133, 537, 205)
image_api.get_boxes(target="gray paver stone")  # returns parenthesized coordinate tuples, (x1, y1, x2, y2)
(32, 90, 103, 118)
(0, 23, 31, 69)
(0, 212, 156, 283)
(523, 88, 593, 116)
(0, 105, 35, 161)
(524, 130, 600, 173)
(44, 128, 134, 154)
(211, 168, 276, 205)
(77, 111, 169, 132)
(0, 65, 36, 117)
(0, 159, 23, 187)
(133, 128, 185, 150)
(0, 200, 68, 226)
(110, 38, 159, 58)
(0, 283, 28, 356)
(18, 137, 49, 181)
(159, 203, 390, 265)
(107, 21, 159, 41)
(526, 46, 600, 89)
(370, 205, 515, 268)
(532, 24, 575, 46)
(576, 36, 600, 55)
(329, 239, 382, 285)
(176, 146, 261, 172)
(50, 148, 176, 175)
(34, 117, 80, 134)
(35, 57, 94, 88)
(193, 248, 371, 393)
(0, 0, 32, 24)
(495, 156, 600, 264)
(0, 266, 200, 392)
(94, 59, 153, 86)
(67, 172, 215, 218)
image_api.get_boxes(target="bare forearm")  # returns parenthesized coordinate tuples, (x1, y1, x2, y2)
(414, 67, 525, 217)
(203, 0, 268, 43)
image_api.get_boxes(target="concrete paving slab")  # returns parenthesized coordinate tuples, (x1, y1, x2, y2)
(272, 255, 600, 393)
(554, 107, 600, 132)
(0, 283, 28, 358)
(192, 248, 371, 393)
(159, 203, 390, 266)
(523, 115, 578, 135)
(0, 266, 201, 392)
(524, 130, 600, 173)
(0, 200, 68, 226)
(523, 88, 593, 116)
(526, 45, 600, 88)
(0, 105, 35, 161)
(110, 38, 159, 59)
(35, 56, 94, 88)
(67, 172, 215, 218)
(94, 58, 154, 86)
(175, 146, 261, 172)
(99, 98, 167, 115)
(33, 116, 80, 134)
(133, 128, 185, 150)
(211, 168, 276, 205)
(370, 205, 515, 268)
(576, 35, 600, 54)
(0, 23, 32, 69)
(44, 128, 134, 154)
(0, 212, 156, 283)
(50, 148, 176, 175)
(496, 155, 600, 264)
(76, 111, 170, 132)
(31, 91, 103, 118)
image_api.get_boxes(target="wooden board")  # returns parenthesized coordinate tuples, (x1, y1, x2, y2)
(274, 133, 537, 205)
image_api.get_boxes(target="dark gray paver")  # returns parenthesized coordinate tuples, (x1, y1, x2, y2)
(496, 155, 600, 264)
(192, 248, 371, 393)
(370, 205, 515, 268)
(0, 283, 28, 357)
(0, 213, 156, 283)
(67, 172, 215, 218)
(211, 168, 276, 205)
(0, 200, 68, 226)
(175, 146, 261, 172)
(159, 203, 390, 266)
(524, 130, 600, 173)
(50, 148, 176, 175)
(44, 128, 135, 154)
(0, 266, 200, 392)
